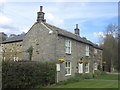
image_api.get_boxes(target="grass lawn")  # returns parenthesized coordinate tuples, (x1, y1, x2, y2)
(49, 80, 118, 88)
(94, 74, 119, 80)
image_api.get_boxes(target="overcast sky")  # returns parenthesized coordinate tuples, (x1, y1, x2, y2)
(0, 0, 118, 44)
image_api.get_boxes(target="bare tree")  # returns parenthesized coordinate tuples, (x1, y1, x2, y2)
(102, 24, 118, 72)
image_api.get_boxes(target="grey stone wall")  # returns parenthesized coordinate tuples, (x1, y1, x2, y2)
(23, 22, 57, 62)
(0, 60, 1, 90)
(23, 22, 103, 82)
(56, 35, 103, 82)
(2, 41, 23, 61)
(56, 35, 89, 82)
(0, 44, 3, 61)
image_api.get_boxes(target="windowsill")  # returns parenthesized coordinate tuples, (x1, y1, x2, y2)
(65, 74, 71, 76)
(66, 53, 71, 55)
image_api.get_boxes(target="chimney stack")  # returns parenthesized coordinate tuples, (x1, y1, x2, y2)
(74, 24, 80, 36)
(37, 6, 46, 22)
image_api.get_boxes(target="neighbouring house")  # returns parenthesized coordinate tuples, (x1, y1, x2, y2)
(0, 42, 3, 61)
(0, 32, 7, 42)
(23, 6, 103, 82)
(0, 32, 7, 61)
(1, 34, 24, 61)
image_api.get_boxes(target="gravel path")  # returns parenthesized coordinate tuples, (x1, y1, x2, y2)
(106, 72, 120, 75)
(85, 79, 119, 82)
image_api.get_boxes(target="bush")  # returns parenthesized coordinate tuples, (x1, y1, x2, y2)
(101, 71, 107, 75)
(57, 75, 82, 85)
(84, 73, 93, 79)
(94, 70, 101, 76)
(2, 61, 56, 89)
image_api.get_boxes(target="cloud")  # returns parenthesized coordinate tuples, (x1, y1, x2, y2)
(0, 0, 6, 3)
(0, 15, 13, 26)
(93, 32, 106, 39)
(19, 27, 30, 33)
(0, 27, 10, 33)
(1, 0, 118, 2)
(45, 13, 64, 27)
(0, 15, 14, 33)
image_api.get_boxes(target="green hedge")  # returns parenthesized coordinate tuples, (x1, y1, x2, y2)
(94, 70, 101, 75)
(83, 73, 94, 79)
(57, 75, 83, 85)
(2, 61, 56, 89)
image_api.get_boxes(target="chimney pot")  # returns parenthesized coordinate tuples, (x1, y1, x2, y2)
(76, 24, 78, 29)
(40, 6, 43, 12)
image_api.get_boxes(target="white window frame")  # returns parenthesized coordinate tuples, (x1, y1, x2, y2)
(16, 57, 19, 61)
(14, 57, 19, 61)
(65, 40, 71, 54)
(13, 57, 16, 61)
(85, 45, 89, 56)
(85, 63, 89, 73)
(65, 61, 71, 76)
(94, 63, 98, 70)
(3, 57, 6, 61)
(94, 49, 97, 54)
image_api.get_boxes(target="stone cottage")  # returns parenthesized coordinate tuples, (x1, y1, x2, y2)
(23, 6, 103, 82)
(1, 34, 24, 61)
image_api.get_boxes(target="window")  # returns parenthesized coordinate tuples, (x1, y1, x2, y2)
(14, 57, 19, 61)
(94, 49, 97, 54)
(85, 63, 89, 73)
(3, 57, 6, 61)
(85, 45, 89, 56)
(65, 62, 71, 76)
(13, 57, 16, 61)
(65, 40, 71, 54)
(94, 63, 98, 70)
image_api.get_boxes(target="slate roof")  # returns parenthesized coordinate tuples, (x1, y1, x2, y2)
(2, 34, 24, 44)
(44, 22, 102, 50)
(1, 22, 102, 50)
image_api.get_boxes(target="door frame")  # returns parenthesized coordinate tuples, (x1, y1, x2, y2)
(78, 63, 83, 73)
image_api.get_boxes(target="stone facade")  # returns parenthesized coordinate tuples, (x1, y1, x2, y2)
(23, 22, 103, 82)
(0, 34, 24, 61)
(0, 44, 3, 61)
(23, 23, 56, 61)
(56, 36, 102, 81)
(2, 41, 23, 61)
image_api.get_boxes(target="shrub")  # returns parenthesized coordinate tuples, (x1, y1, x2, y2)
(26, 46, 33, 61)
(94, 70, 101, 76)
(57, 75, 82, 85)
(101, 71, 107, 75)
(93, 73, 97, 78)
(84, 73, 93, 79)
(2, 61, 56, 89)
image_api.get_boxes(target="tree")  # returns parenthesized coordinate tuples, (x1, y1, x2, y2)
(27, 46, 33, 61)
(101, 24, 118, 72)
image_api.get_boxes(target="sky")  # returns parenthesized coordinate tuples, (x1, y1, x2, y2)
(0, 0, 118, 44)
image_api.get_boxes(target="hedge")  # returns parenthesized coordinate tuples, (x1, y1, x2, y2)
(2, 61, 56, 89)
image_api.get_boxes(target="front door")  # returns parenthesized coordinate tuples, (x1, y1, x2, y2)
(78, 63, 83, 73)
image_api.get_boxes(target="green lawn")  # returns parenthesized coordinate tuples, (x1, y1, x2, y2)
(47, 74, 119, 88)
(94, 74, 119, 80)
(49, 80, 118, 88)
